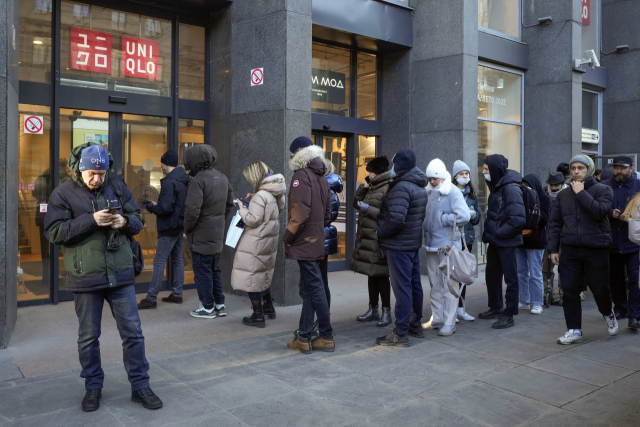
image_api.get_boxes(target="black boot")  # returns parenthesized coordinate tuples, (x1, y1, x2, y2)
(263, 293, 276, 319)
(377, 307, 392, 327)
(82, 389, 102, 412)
(131, 387, 163, 410)
(243, 299, 266, 328)
(357, 304, 380, 322)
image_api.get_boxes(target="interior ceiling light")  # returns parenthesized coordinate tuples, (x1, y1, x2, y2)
(33, 40, 43, 45)
(497, 77, 504, 88)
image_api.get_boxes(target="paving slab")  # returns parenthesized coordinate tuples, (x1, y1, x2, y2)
(527, 353, 634, 387)
(480, 365, 599, 407)
(4, 406, 124, 427)
(563, 340, 640, 370)
(563, 387, 640, 426)
(0, 351, 21, 383)
(521, 409, 613, 427)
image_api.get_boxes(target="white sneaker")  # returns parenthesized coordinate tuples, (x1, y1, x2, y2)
(530, 305, 543, 315)
(580, 292, 586, 301)
(457, 308, 475, 321)
(190, 305, 217, 319)
(518, 302, 530, 309)
(557, 329, 584, 345)
(604, 312, 619, 336)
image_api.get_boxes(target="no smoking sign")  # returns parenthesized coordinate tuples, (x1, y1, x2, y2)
(24, 116, 44, 134)
(251, 68, 263, 86)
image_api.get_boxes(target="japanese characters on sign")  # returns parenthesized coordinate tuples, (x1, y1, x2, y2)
(70, 27, 112, 74)
(122, 36, 161, 80)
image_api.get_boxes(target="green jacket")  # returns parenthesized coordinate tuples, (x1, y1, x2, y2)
(44, 143, 145, 292)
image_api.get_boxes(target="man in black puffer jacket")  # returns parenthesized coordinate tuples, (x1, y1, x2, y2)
(138, 150, 190, 309)
(478, 154, 526, 329)
(548, 155, 617, 345)
(376, 149, 428, 347)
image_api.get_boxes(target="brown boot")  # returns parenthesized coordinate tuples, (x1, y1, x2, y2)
(287, 336, 312, 354)
(311, 336, 335, 352)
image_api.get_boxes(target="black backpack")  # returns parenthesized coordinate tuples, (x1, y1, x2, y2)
(518, 183, 541, 230)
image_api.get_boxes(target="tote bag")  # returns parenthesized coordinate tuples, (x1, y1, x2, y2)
(438, 214, 478, 296)
(225, 211, 245, 248)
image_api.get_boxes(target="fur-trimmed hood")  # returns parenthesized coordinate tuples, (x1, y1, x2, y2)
(426, 171, 452, 195)
(289, 145, 326, 172)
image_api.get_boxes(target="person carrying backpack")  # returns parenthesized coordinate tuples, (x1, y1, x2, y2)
(478, 154, 526, 329)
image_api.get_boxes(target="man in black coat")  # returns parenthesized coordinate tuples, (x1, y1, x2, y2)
(138, 150, 190, 309)
(478, 154, 526, 329)
(548, 155, 617, 345)
(376, 149, 428, 347)
(601, 155, 640, 328)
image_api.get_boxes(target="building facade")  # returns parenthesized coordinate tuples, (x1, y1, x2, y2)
(0, 0, 637, 346)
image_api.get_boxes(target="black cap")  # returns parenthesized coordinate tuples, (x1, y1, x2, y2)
(546, 171, 565, 185)
(612, 155, 633, 167)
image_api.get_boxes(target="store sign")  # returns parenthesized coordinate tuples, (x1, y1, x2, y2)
(39, 204, 48, 213)
(312, 69, 346, 104)
(582, 0, 590, 25)
(477, 80, 507, 107)
(582, 128, 600, 143)
(70, 27, 112, 74)
(122, 36, 160, 80)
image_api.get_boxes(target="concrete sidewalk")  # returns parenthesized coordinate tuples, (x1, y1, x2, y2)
(0, 270, 638, 426)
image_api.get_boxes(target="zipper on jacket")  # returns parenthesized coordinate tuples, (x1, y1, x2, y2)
(576, 197, 581, 243)
(79, 261, 83, 274)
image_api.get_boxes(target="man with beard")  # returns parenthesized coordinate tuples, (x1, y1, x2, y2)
(602, 156, 640, 329)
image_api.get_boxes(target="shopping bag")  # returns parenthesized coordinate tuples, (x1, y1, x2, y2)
(438, 214, 478, 296)
(225, 211, 245, 248)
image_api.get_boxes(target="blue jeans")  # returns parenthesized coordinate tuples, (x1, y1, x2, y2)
(387, 249, 423, 336)
(192, 251, 225, 310)
(516, 248, 544, 306)
(145, 234, 184, 302)
(297, 260, 333, 339)
(74, 284, 150, 391)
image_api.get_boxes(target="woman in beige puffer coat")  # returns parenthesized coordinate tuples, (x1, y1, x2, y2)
(231, 161, 286, 328)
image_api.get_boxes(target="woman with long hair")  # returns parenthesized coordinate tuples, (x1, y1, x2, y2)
(231, 161, 286, 328)
(451, 160, 480, 321)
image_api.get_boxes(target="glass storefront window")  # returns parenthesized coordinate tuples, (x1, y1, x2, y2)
(357, 53, 377, 120)
(321, 135, 347, 261)
(478, 0, 520, 39)
(122, 115, 169, 283)
(60, 1, 172, 96)
(312, 43, 351, 116)
(478, 65, 522, 123)
(58, 108, 110, 289)
(18, 104, 52, 301)
(19, 0, 53, 83)
(179, 24, 205, 101)
(582, 90, 600, 153)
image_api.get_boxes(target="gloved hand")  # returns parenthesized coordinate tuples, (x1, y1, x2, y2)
(469, 205, 477, 220)
(357, 201, 370, 213)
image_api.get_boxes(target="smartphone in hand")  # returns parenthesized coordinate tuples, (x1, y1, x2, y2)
(107, 207, 121, 214)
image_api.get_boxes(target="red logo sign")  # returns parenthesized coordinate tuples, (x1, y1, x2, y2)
(582, 0, 590, 25)
(18, 183, 25, 191)
(70, 27, 112, 74)
(122, 36, 160, 80)
(27, 183, 35, 191)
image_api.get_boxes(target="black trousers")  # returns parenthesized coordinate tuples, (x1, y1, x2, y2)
(458, 243, 472, 308)
(485, 244, 519, 316)
(609, 252, 640, 319)
(368, 275, 391, 308)
(560, 246, 613, 330)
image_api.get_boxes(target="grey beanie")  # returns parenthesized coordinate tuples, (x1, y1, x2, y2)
(452, 160, 471, 178)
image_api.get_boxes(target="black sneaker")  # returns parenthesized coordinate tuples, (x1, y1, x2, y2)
(376, 330, 410, 347)
(161, 293, 183, 304)
(82, 389, 102, 412)
(131, 387, 163, 410)
(478, 308, 504, 320)
(214, 305, 227, 317)
(137, 299, 157, 310)
(628, 318, 640, 330)
(614, 308, 628, 320)
(408, 326, 425, 338)
(492, 314, 515, 329)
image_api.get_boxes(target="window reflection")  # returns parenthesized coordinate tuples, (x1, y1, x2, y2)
(312, 43, 351, 116)
(18, 104, 52, 301)
(322, 136, 347, 261)
(19, 1, 53, 83)
(357, 53, 376, 120)
(478, 0, 520, 39)
(179, 24, 205, 101)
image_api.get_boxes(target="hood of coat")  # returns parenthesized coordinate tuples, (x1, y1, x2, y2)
(68, 142, 114, 189)
(289, 145, 326, 172)
(327, 173, 344, 193)
(484, 154, 508, 188)
(523, 173, 544, 198)
(371, 170, 393, 189)
(258, 173, 287, 198)
(184, 144, 218, 176)
(426, 171, 452, 195)
(164, 166, 190, 185)
(391, 166, 428, 189)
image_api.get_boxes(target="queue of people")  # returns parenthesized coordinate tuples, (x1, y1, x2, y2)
(44, 138, 640, 412)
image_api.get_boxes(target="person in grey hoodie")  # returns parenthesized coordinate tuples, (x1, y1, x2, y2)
(423, 159, 470, 337)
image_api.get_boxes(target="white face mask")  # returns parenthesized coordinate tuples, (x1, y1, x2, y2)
(457, 177, 470, 186)
(484, 174, 491, 182)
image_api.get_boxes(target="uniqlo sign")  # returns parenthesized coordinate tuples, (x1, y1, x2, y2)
(70, 27, 112, 73)
(122, 36, 160, 80)
(582, 0, 590, 25)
